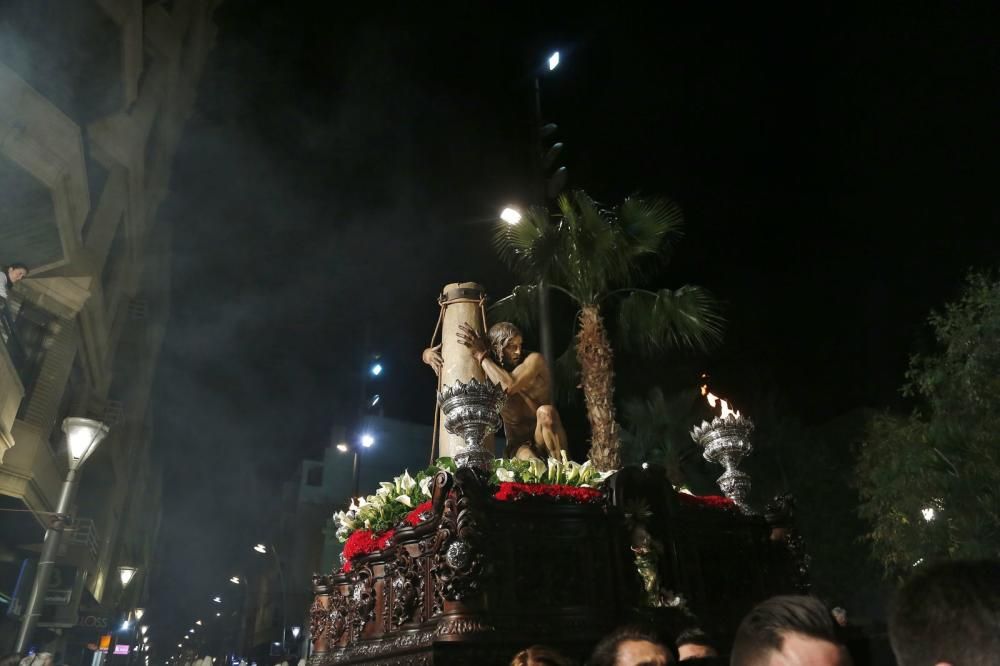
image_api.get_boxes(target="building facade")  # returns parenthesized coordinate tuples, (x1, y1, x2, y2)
(0, 0, 221, 658)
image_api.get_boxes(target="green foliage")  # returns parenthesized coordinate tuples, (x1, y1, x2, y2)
(492, 189, 724, 360)
(619, 386, 717, 492)
(857, 271, 1000, 578)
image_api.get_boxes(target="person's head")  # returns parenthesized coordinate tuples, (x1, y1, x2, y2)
(510, 644, 575, 666)
(4, 263, 28, 284)
(889, 559, 1000, 666)
(830, 607, 847, 628)
(676, 628, 718, 661)
(589, 625, 673, 666)
(488, 321, 524, 369)
(730, 595, 850, 666)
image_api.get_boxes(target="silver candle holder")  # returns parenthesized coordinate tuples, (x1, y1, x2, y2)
(437, 377, 506, 472)
(690, 409, 755, 513)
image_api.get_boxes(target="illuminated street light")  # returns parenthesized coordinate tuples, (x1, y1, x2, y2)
(212, 596, 222, 603)
(230, 576, 241, 584)
(370, 394, 381, 408)
(361, 433, 375, 448)
(120, 620, 131, 631)
(500, 207, 522, 225)
(291, 626, 301, 640)
(119, 566, 138, 588)
(336, 443, 349, 453)
(141, 625, 149, 636)
(195, 620, 202, 626)
(215, 612, 221, 617)
(548, 51, 560, 71)
(370, 362, 383, 377)
(134, 608, 145, 621)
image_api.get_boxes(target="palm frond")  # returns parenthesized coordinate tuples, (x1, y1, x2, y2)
(616, 286, 725, 354)
(619, 196, 685, 259)
(488, 284, 539, 332)
(492, 205, 557, 279)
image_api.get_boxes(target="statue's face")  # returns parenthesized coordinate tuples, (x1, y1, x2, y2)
(501, 335, 523, 368)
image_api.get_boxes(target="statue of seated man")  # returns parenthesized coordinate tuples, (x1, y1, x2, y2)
(422, 321, 568, 461)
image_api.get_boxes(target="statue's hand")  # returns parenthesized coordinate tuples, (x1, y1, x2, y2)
(422, 344, 443, 376)
(457, 323, 489, 360)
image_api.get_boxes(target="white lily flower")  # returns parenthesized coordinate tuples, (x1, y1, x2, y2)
(395, 494, 413, 507)
(528, 458, 546, 481)
(397, 470, 417, 492)
(547, 457, 560, 483)
(564, 461, 581, 484)
(357, 497, 369, 509)
(368, 494, 385, 509)
(496, 468, 515, 482)
(596, 469, 616, 483)
(348, 498, 359, 512)
(375, 486, 391, 499)
(419, 476, 433, 498)
(364, 519, 371, 529)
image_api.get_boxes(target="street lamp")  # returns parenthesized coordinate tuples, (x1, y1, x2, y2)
(360, 433, 374, 448)
(548, 51, 560, 71)
(212, 596, 222, 604)
(119, 566, 138, 588)
(134, 608, 145, 621)
(141, 625, 149, 636)
(14, 417, 110, 654)
(500, 206, 522, 225)
(229, 576, 241, 585)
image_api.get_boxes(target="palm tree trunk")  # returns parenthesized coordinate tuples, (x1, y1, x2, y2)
(577, 305, 620, 470)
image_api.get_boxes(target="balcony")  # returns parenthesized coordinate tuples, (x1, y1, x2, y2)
(0, 310, 26, 462)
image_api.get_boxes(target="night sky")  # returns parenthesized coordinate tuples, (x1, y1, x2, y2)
(147, 2, 998, 649)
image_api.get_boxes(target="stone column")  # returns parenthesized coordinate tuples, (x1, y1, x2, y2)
(437, 282, 493, 459)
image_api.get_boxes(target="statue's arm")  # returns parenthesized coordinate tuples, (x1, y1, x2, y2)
(482, 353, 543, 398)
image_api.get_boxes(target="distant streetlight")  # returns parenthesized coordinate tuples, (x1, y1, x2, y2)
(361, 433, 375, 448)
(195, 620, 202, 625)
(119, 566, 138, 588)
(134, 608, 145, 621)
(229, 576, 241, 584)
(370, 394, 381, 408)
(120, 620, 131, 631)
(212, 596, 221, 604)
(215, 612, 220, 617)
(548, 51, 560, 71)
(290, 626, 301, 640)
(253, 543, 267, 554)
(14, 417, 110, 654)
(370, 362, 383, 377)
(336, 442, 349, 453)
(500, 207, 522, 225)
(141, 625, 149, 636)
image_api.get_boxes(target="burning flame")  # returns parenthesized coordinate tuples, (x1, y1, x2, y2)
(701, 384, 741, 420)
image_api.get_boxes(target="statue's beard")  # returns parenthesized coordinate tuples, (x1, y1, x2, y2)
(501, 356, 521, 371)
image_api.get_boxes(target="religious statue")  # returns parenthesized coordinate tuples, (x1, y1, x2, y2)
(423, 321, 567, 460)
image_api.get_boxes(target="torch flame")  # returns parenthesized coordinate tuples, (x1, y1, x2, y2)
(700, 384, 741, 420)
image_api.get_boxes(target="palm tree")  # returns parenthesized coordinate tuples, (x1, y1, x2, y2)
(493, 191, 724, 471)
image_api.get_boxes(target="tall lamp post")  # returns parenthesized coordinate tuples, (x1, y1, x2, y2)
(15, 417, 110, 654)
(252, 544, 287, 656)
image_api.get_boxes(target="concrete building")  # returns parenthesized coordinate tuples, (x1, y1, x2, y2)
(0, 0, 221, 658)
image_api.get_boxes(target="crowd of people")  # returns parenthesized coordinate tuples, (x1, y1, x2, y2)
(509, 559, 1000, 665)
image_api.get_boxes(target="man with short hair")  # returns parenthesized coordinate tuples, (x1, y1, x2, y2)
(889, 559, 1000, 666)
(675, 628, 718, 661)
(588, 625, 673, 666)
(730, 595, 850, 666)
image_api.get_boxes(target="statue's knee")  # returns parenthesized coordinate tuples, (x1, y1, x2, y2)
(536, 405, 554, 427)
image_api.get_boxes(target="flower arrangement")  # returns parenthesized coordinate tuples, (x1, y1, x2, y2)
(331, 453, 615, 550)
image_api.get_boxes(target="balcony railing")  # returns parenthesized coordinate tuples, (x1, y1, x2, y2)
(64, 517, 100, 560)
